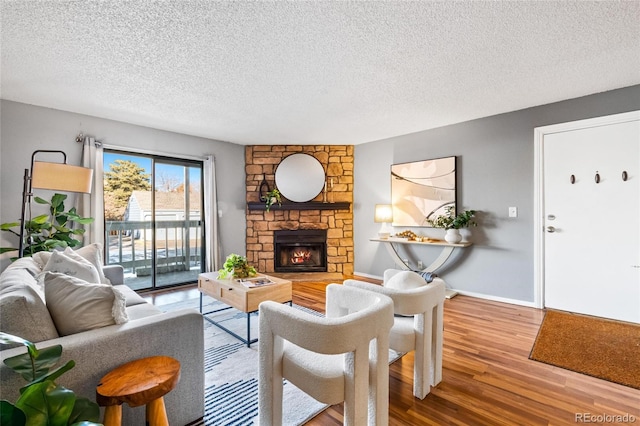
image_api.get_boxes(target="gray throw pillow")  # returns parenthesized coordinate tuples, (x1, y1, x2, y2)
(44, 272, 128, 336)
(0, 285, 59, 344)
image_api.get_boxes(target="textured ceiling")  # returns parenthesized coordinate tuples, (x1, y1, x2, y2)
(1, 1, 639, 145)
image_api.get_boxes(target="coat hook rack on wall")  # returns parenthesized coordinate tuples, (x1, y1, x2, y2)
(595, 172, 600, 184)
(622, 171, 628, 181)
(570, 174, 576, 184)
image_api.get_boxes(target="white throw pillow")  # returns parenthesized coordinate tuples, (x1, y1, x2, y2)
(42, 250, 101, 284)
(31, 251, 53, 269)
(385, 270, 427, 290)
(71, 244, 111, 284)
(43, 272, 128, 336)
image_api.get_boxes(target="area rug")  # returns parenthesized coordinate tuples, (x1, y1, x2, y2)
(161, 297, 402, 425)
(529, 309, 640, 389)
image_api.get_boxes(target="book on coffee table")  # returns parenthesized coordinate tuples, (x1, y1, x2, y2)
(237, 277, 275, 288)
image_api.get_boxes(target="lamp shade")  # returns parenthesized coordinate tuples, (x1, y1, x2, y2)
(374, 204, 393, 223)
(31, 161, 93, 193)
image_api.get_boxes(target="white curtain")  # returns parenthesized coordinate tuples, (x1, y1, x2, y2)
(78, 137, 105, 248)
(203, 154, 221, 272)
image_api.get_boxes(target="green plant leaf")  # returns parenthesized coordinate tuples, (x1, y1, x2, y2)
(33, 197, 50, 205)
(0, 247, 18, 254)
(74, 218, 94, 225)
(3, 344, 63, 383)
(21, 361, 76, 393)
(0, 222, 20, 230)
(67, 397, 100, 425)
(53, 225, 71, 233)
(31, 215, 50, 225)
(50, 193, 67, 209)
(0, 400, 26, 426)
(55, 215, 68, 226)
(0, 333, 39, 359)
(16, 380, 76, 426)
(44, 240, 69, 249)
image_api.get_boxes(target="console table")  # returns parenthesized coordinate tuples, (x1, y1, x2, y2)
(370, 237, 472, 298)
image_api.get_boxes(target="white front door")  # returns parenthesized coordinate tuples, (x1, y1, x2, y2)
(541, 114, 640, 324)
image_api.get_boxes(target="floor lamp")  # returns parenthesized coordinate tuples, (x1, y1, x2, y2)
(19, 150, 93, 258)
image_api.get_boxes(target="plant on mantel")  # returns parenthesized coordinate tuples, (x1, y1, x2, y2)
(264, 188, 282, 212)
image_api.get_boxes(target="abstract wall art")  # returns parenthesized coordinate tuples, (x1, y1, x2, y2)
(391, 156, 457, 227)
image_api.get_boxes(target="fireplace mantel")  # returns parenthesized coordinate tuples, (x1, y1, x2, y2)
(247, 202, 350, 211)
(245, 145, 354, 275)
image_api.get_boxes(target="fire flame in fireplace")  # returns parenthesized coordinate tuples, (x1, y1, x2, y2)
(290, 249, 312, 264)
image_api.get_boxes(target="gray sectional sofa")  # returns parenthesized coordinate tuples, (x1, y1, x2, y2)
(0, 255, 204, 425)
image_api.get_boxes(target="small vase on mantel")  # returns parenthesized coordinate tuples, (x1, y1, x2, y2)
(444, 229, 462, 244)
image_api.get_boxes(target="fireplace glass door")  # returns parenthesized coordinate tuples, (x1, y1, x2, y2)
(274, 230, 327, 273)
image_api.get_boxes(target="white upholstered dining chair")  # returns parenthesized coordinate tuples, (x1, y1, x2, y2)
(344, 269, 446, 399)
(258, 284, 394, 426)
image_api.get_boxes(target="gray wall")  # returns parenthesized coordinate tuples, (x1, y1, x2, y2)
(0, 100, 246, 271)
(4, 86, 639, 300)
(354, 85, 640, 304)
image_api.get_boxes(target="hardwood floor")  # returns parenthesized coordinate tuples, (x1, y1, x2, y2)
(145, 280, 640, 425)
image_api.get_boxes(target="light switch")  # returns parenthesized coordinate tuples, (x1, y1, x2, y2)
(509, 207, 518, 218)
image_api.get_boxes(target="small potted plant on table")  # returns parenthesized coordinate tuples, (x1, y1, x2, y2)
(218, 254, 258, 279)
(427, 206, 477, 243)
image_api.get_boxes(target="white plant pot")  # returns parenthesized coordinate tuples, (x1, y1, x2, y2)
(444, 229, 462, 244)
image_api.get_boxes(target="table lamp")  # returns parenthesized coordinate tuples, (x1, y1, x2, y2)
(374, 204, 393, 239)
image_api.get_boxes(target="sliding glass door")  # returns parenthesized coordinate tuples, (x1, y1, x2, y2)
(104, 150, 204, 291)
(152, 159, 203, 289)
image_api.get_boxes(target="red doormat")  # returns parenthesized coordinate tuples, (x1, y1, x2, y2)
(529, 309, 640, 389)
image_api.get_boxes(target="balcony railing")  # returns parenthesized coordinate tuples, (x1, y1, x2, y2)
(105, 220, 203, 279)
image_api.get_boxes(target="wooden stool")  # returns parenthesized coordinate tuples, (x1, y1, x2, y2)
(96, 356, 181, 426)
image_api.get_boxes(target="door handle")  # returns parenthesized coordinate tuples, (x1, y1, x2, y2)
(546, 226, 556, 233)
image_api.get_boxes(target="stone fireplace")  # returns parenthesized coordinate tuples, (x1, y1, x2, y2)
(245, 145, 354, 276)
(274, 229, 327, 273)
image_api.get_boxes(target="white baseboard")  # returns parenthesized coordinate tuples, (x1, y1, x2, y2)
(353, 271, 383, 281)
(450, 289, 537, 308)
(354, 271, 537, 308)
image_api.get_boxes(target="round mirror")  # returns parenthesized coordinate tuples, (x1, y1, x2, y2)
(275, 153, 325, 202)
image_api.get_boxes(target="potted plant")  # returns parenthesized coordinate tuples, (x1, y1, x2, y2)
(218, 253, 258, 279)
(0, 332, 101, 426)
(0, 193, 94, 259)
(265, 188, 281, 212)
(427, 206, 476, 243)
